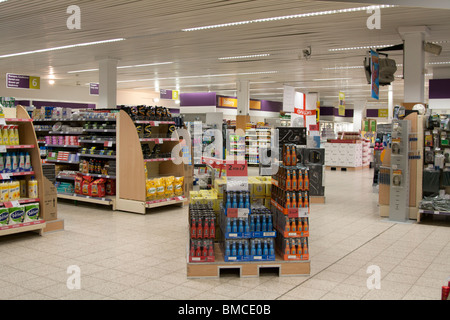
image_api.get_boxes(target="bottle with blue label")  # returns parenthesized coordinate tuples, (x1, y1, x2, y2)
(255, 215, 261, 232)
(261, 215, 267, 232)
(226, 218, 231, 233)
(225, 242, 230, 257)
(238, 218, 244, 233)
(231, 242, 236, 256)
(232, 192, 237, 209)
(250, 240, 256, 256)
(238, 192, 244, 208)
(237, 241, 243, 256)
(269, 240, 274, 255)
(263, 241, 268, 256)
(256, 240, 262, 256)
(232, 218, 237, 233)
(226, 193, 231, 210)
(267, 215, 273, 232)
(244, 241, 249, 256)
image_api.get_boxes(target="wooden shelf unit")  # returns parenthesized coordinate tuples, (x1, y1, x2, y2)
(0, 105, 62, 236)
(116, 110, 189, 214)
(33, 112, 117, 209)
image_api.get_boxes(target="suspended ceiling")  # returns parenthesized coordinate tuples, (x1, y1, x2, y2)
(0, 0, 449, 107)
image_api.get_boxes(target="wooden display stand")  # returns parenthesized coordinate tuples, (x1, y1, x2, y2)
(187, 244, 310, 278)
(0, 105, 63, 237)
(115, 110, 188, 214)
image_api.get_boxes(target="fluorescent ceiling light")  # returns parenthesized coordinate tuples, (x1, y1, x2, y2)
(182, 5, 396, 32)
(312, 78, 352, 81)
(428, 61, 450, 65)
(323, 66, 364, 70)
(68, 61, 172, 74)
(0, 38, 125, 59)
(329, 44, 394, 52)
(117, 71, 277, 83)
(219, 54, 270, 60)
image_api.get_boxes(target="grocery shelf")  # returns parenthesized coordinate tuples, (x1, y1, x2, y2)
(1, 144, 35, 150)
(57, 193, 115, 207)
(0, 171, 35, 180)
(145, 195, 187, 208)
(144, 157, 175, 162)
(418, 209, 450, 216)
(78, 153, 116, 159)
(134, 120, 175, 125)
(0, 198, 40, 207)
(0, 219, 46, 237)
(45, 144, 81, 148)
(45, 160, 79, 164)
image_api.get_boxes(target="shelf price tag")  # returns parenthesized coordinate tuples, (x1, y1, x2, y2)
(287, 207, 309, 218)
(103, 141, 113, 147)
(4, 200, 20, 208)
(0, 145, 6, 153)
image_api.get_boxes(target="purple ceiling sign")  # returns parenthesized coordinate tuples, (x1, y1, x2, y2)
(6, 73, 40, 90)
(180, 92, 217, 107)
(160, 89, 173, 100)
(33, 101, 95, 109)
(366, 109, 380, 118)
(429, 79, 450, 99)
(90, 83, 99, 95)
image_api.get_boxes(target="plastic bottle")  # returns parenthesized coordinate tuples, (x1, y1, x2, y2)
(24, 152, 31, 172)
(19, 179, 26, 198)
(12, 179, 20, 200)
(0, 153, 4, 173)
(8, 126, 14, 146)
(4, 153, 11, 173)
(2, 126, 9, 145)
(11, 152, 18, 173)
(18, 152, 25, 172)
(28, 176, 38, 198)
(14, 125, 19, 145)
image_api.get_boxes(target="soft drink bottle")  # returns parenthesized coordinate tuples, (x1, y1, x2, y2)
(304, 169, 309, 191)
(244, 218, 250, 233)
(250, 215, 255, 232)
(203, 216, 210, 239)
(239, 192, 244, 208)
(292, 169, 297, 191)
(197, 216, 203, 239)
(291, 145, 297, 166)
(232, 192, 238, 208)
(290, 239, 296, 255)
(191, 216, 197, 239)
(269, 240, 274, 255)
(304, 191, 309, 208)
(284, 239, 290, 255)
(286, 169, 292, 191)
(209, 217, 216, 239)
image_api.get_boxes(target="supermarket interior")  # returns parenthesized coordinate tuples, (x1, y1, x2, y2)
(0, 0, 449, 303)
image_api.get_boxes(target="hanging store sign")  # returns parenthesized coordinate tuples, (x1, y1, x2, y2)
(89, 83, 99, 95)
(6, 73, 40, 90)
(371, 49, 380, 100)
(160, 89, 180, 100)
(338, 92, 346, 116)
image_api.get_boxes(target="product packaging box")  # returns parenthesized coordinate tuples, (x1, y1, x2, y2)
(307, 164, 325, 196)
(303, 148, 325, 166)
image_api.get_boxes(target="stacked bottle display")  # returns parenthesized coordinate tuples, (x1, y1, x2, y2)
(188, 203, 215, 263)
(272, 143, 310, 261)
(221, 190, 276, 262)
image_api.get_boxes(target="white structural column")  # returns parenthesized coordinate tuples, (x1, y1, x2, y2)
(398, 26, 430, 104)
(236, 79, 250, 115)
(388, 85, 394, 121)
(98, 58, 119, 109)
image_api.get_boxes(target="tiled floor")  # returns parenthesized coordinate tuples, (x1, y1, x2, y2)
(1, 168, 449, 300)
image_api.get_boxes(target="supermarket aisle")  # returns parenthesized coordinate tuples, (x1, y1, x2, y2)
(0, 169, 449, 300)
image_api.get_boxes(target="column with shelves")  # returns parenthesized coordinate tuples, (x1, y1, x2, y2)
(0, 105, 60, 237)
(116, 108, 188, 214)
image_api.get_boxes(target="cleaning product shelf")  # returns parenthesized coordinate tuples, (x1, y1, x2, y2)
(0, 171, 35, 180)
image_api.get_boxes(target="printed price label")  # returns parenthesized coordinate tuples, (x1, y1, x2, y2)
(0, 145, 6, 153)
(227, 208, 249, 218)
(226, 162, 248, 177)
(104, 141, 113, 147)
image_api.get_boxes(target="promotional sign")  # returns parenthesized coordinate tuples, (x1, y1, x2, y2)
(225, 160, 248, 192)
(217, 97, 261, 110)
(378, 109, 388, 118)
(316, 100, 320, 124)
(282, 85, 296, 112)
(371, 49, 380, 100)
(89, 83, 99, 95)
(6, 73, 40, 90)
(338, 92, 346, 116)
(160, 89, 179, 100)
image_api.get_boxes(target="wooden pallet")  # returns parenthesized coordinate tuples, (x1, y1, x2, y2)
(310, 196, 325, 204)
(187, 244, 310, 278)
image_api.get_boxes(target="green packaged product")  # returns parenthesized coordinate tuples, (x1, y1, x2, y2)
(24, 204, 40, 222)
(9, 206, 25, 225)
(0, 208, 9, 226)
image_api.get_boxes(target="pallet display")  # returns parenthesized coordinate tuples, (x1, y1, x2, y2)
(115, 106, 188, 214)
(186, 158, 310, 278)
(32, 108, 118, 209)
(0, 105, 60, 237)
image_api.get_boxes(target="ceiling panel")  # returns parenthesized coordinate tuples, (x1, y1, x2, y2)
(0, 0, 448, 107)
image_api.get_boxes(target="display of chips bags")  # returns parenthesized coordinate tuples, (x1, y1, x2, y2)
(174, 177, 184, 196)
(165, 176, 175, 197)
(155, 178, 165, 199)
(89, 178, 106, 198)
(146, 179, 156, 201)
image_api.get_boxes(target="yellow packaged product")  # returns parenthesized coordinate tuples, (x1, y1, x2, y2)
(146, 179, 157, 201)
(174, 177, 184, 196)
(165, 176, 175, 197)
(155, 178, 165, 199)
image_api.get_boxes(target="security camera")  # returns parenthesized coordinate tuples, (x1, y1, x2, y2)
(424, 42, 442, 55)
(302, 46, 312, 60)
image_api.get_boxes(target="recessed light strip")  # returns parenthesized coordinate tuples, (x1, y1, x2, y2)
(219, 54, 270, 60)
(0, 38, 125, 59)
(182, 5, 396, 32)
(68, 61, 173, 74)
(329, 44, 394, 52)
